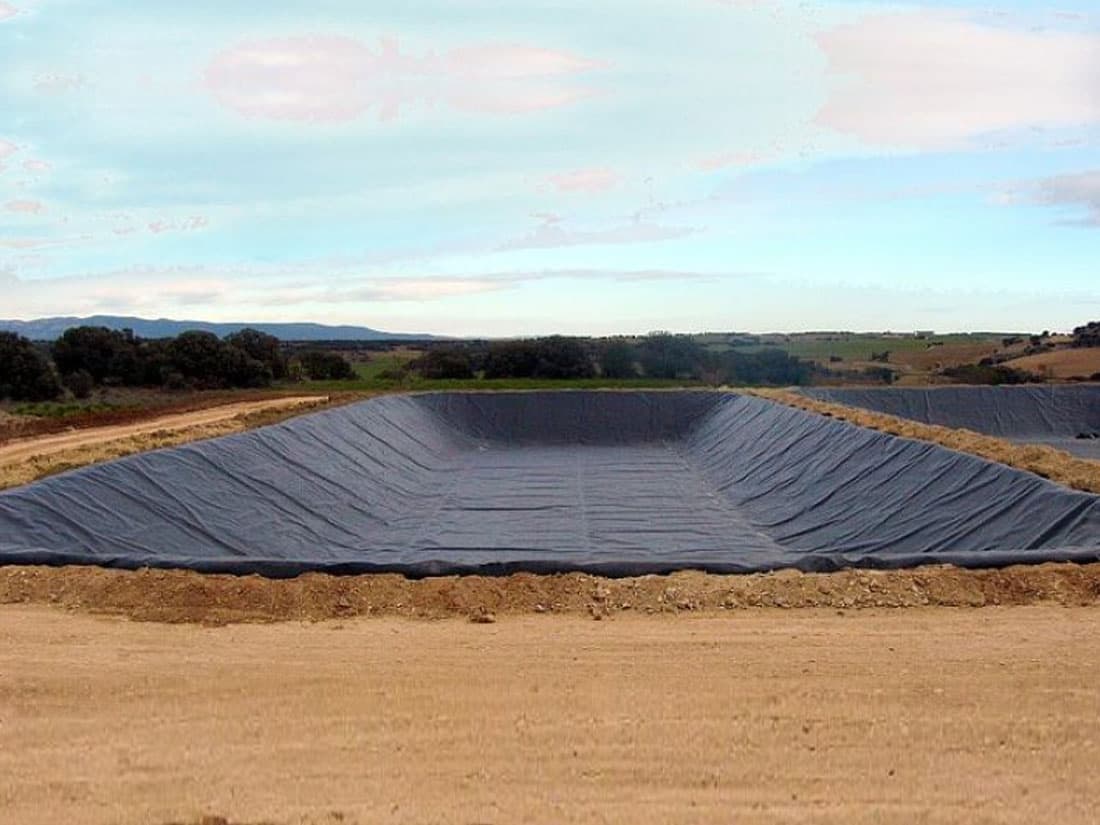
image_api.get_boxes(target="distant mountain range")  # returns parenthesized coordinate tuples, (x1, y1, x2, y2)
(0, 315, 441, 342)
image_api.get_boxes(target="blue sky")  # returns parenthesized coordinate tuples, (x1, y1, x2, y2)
(1, 0, 1098, 335)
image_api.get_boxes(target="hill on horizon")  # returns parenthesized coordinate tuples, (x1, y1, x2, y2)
(0, 315, 441, 342)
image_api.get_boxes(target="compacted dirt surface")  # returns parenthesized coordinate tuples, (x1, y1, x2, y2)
(0, 395, 332, 490)
(4, 563, 1100, 623)
(2, 602, 1099, 825)
(0, 395, 329, 463)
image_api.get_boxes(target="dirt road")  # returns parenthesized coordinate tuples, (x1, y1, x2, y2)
(3, 604, 1098, 825)
(0, 395, 331, 490)
(0, 396, 328, 464)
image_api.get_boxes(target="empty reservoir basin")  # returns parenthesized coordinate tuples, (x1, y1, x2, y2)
(0, 391, 1097, 576)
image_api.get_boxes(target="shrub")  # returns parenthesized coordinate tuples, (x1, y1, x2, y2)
(481, 338, 596, 379)
(64, 369, 96, 399)
(862, 366, 896, 385)
(719, 348, 813, 386)
(1072, 321, 1100, 348)
(408, 348, 474, 379)
(299, 350, 356, 380)
(941, 364, 1037, 385)
(483, 341, 541, 378)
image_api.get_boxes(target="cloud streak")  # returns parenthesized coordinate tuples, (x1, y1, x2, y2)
(0, 138, 17, 172)
(1005, 170, 1100, 226)
(499, 216, 697, 251)
(4, 199, 46, 214)
(5, 266, 756, 317)
(204, 35, 604, 123)
(545, 167, 620, 194)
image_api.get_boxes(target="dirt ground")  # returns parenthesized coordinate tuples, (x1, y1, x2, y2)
(3, 562, 1100, 623)
(888, 341, 1004, 373)
(0, 395, 329, 463)
(0, 388, 343, 443)
(0, 395, 331, 490)
(1005, 348, 1100, 380)
(2, 603, 1098, 825)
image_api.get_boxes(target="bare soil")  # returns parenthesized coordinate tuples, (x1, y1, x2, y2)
(0, 388, 340, 443)
(0, 395, 333, 490)
(3, 562, 1100, 624)
(0, 396, 329, 462)
(2, 603, 1099, 825)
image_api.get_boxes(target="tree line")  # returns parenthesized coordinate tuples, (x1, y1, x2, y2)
(406, 334, 814, 385)
(0, 326, 356, 401)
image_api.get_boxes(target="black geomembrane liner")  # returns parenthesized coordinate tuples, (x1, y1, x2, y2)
(802, 385, 1100, 460)
(1, 391, 1097, 576)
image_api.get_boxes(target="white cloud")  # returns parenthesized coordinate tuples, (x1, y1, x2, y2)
(816, 11, 1100, 148)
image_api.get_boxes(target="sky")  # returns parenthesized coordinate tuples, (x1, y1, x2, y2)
(1, 0, 1098, 336)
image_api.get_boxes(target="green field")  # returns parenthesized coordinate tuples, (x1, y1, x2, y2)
(351, 352, 420, 380)
(723, 333, 1004, 363)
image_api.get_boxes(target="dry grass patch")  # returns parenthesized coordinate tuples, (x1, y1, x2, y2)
(889, 341, 1002, 372)
(1005, 349, 1100, 379)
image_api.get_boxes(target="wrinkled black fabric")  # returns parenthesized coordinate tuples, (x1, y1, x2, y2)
(802, 385, 1100, 459)
(0, 391, 1097, 576)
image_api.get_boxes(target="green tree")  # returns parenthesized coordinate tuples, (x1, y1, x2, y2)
(52, 326, 135, 383)
(225, 328, 288, 379)
(531, 336, 595, 379)
(298, 350, 356, 380)
(483, 341, 540, 378)
(638, 333, 707, 379)
(0, 332, 62, 401)
(167, 331, 271, 389)
(599, 339, 638, 378)
(409, 348, 474, 379)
